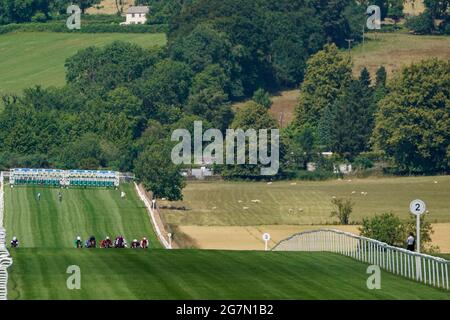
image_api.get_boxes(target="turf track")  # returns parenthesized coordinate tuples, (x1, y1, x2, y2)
(4, 183, 161, 249)
(7, 249, 450, 300)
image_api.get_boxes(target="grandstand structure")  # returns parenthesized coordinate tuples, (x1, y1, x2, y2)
(9, 168, 119, 188)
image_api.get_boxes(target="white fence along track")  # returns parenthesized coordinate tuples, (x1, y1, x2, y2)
(0, 172, 13, 300)
(134, 183, 171, 249)
(273, 229, 449, 290)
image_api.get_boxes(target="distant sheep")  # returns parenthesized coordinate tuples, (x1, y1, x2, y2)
(243, 207, 249, 210)
(251, 199, 261, 203)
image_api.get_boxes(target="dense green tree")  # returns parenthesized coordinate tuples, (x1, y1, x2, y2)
(374, 66, 388, 103)
(219, 101, 278, 179)
(387, 0, 404, 23)
(134, 142, 186, 200)
(316, 105, 334, 150)
(185, 64, 233, 130)
(252, 88, 272, 109)
(424, 0, 449, 20)
(294, 43, 352, 128)
(329, 80, 376, 159)
(371, 59, 450, 173)
(231, 101, 276, 130)
(59, 133, 116, 169)
(282, 124, 316, 170)
(405, 10, 435, 34)
(359, 67, 371, 88)
(65, 41, 159, 95)
(169, 0, 361, 94)
(360, 212, 435, 251)
(71, 0, 100, 13)
(139, 59, 193, 124)
(359, 212, 405, 246)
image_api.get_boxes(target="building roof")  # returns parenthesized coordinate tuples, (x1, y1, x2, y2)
(126, 6, 149, 14)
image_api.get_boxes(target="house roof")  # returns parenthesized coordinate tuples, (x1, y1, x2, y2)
(126, 6, 149, 14)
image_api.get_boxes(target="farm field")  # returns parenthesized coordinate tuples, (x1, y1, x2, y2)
(7, 249, 450, 300)
(352, 32, 450, 78)
(4, 183, 161, 249)
(162, 176, 450, 226)
(0, 32, 167, 95)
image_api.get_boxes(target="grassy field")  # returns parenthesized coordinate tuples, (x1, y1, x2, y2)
(4, 183, 161, 249)
(162, 176, 450, 226)
(7, 249, 450, 299)
(352, 32, 450, 79)
(0, 32, 166, 95)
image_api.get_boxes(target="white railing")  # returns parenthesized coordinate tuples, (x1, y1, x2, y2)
(272, 229, 449, 290)
(0, 172, 13, 300)
(134, 183, 171, 249)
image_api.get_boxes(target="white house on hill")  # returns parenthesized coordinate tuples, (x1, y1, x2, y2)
(120, 6, 149, 25)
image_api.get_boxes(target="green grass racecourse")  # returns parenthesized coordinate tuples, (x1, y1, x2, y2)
(7, 249, 450, 300)
(4, 183, 161, 249)
(0, 32, 166, 95)
(4, 181, 450, 299)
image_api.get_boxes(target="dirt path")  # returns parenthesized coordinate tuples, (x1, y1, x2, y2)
(179, 224, 450, 253)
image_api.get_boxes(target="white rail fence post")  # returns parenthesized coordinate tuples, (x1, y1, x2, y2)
(0, 172, 13, 300)
(133, 183, 171, 249)
(272, 229, 449, 291)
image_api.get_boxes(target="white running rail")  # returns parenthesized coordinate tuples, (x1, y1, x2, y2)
(0, 172, 13, 300)
(273, 229, 449, 290)
(134, 183, 171, 249)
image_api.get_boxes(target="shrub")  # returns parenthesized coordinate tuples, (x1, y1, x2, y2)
(405, 11, 435, 34)
(330, 197, 354, 225)
(359, 212, 403, 246)
(353, 155, 374, 170)
(359, 212, 436, 252)
(31, 12, 48, 23)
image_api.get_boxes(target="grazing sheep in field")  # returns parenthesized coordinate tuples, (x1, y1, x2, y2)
(434, 181, 438, 184)
(290, 182, 297, 185)
(332, 196, 336, 199)
(351, 191, 356, 194)
(289, 208, 294, 214)
(267, 182, 272, 185)
(238, 200, 243, 203)
(251, 199, 261, 203)
(243, 207, 249, 210)
(298, 208, 304, 212)
(212, 207, 217, 210)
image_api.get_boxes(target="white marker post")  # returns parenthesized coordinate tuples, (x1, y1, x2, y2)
(151, 199, 156, 210)
(409, 199, 426, 280)
(262, 233, 270, 251)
